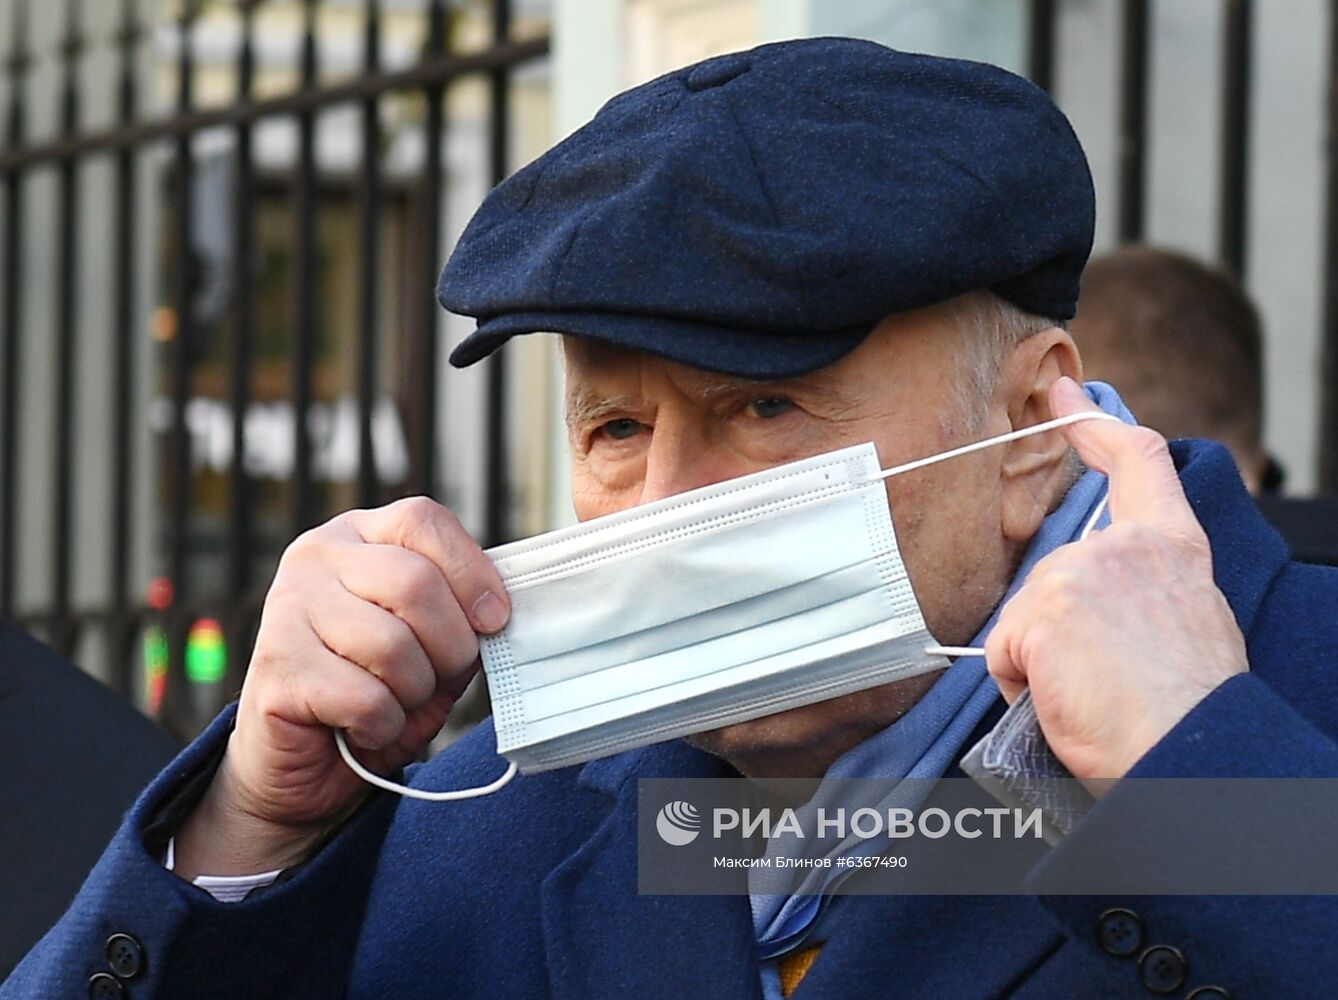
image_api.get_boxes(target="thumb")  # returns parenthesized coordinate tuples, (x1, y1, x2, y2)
(1050, 377, 1203, 540)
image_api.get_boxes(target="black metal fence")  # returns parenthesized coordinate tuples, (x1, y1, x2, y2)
(0, 0, 548, 739)
(1027, 0, 1249, 269)
(1029, 0, 1338, 494)
(5, 0, 1338, 739)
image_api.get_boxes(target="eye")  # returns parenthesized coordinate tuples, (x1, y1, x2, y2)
(597, 417, 644, 441)
(748, 397, 794, 419)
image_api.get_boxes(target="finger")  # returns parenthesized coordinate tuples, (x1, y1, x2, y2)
(397, 676, 469, 753)
(306, 595, 438, 712)
(984, 604, 1027, 704)
(332, 542, 481, 682)
(285, 642, 408, 751)
(1050, 377, 1203, 540)
(344, 497, 510, 634)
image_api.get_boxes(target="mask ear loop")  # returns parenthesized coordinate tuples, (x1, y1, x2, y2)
(335, 729, 518, 801)
(900, 409, 1121, 661)
(871, 410, 1122, 483)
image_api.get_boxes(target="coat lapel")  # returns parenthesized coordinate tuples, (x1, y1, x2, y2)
(789, 720, 1063, 1000)
(540, 741, 763, 1000)
(1172, 439, 1291, 635)
(790, 893, 1064, 1000)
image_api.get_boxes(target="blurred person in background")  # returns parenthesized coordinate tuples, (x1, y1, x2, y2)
(0, 620, 177, 979)
(1071, 246, 1274, 493)
(1072, 245, 1338, 564)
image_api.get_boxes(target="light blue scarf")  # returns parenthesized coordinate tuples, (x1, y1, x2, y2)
(751, 381, 1136, 959)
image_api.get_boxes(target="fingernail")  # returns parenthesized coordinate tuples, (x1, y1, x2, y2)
(472, 591, 509, 633)
(1054, 376, 1086, 405)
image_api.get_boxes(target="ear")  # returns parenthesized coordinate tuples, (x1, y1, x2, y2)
(996, 329, 1084, 543)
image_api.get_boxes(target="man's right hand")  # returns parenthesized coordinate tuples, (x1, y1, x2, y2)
(171, 497, 510, 879)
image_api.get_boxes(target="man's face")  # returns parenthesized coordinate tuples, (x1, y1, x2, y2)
(562, 303, 1052, 778)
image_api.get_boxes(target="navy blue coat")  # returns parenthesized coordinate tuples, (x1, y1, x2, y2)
(6, 440, 1338, 998)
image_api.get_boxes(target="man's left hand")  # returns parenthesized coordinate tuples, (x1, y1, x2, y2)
(984, 376, 1249, 784)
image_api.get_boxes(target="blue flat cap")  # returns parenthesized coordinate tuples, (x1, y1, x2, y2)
(442, 37, 1095, 379)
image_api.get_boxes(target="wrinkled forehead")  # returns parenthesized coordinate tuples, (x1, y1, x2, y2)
(558, 300, 971, 400)
(559, 331, 913, 430)
(561, 335, 781, 414)
(561, 334, 750, 382)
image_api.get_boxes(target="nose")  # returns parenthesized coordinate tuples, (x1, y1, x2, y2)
(637, 427, 738, 505)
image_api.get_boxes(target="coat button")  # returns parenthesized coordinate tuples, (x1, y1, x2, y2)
(105, 933, 144, 979)
(1186, 989, 1231, 1000)
(1138, 945, 1187, 994)
(87, 973, 124, 999)
(1095, 907, 1144, 957)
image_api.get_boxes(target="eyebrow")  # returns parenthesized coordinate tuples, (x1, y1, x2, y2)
(565, 388, 641, 427)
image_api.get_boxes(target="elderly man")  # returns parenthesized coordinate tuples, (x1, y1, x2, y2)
(7, 38, 1337, 1000)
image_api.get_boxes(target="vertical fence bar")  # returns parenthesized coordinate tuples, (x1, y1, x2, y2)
(169, 4, 197, 604)
(229, 1, 258, 602)
(224, 0, 261, 695)
(1028, 0, 1057, 94)
(357, 0, 382, 508)
(0, 1, 28, 620)
(108, 0, 140, 694)
(1219, 0, 1253, 277)
(1117, 0, 1150, 243)
(1321, 0, 1338, 495)
(290, 0, 319, 536)
(50, 0, 85, 655)
(412, 0, 445, 500)
(483, 0, 511, 547)
(164, 1, 199, 733)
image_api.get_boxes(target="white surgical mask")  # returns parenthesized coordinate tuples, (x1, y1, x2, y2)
(335, 410, 1118, 801)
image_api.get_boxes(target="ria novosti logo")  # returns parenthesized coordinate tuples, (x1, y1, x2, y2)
(655, 800, 702, 846)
